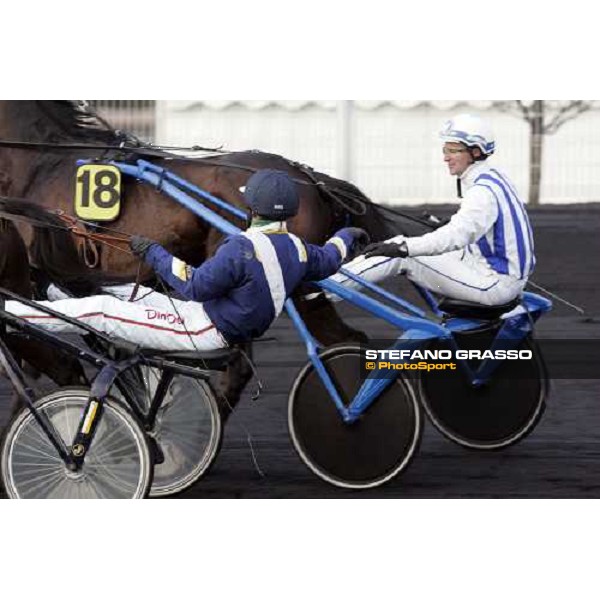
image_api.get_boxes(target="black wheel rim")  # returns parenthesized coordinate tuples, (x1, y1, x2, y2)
(291, 348, 420, 487)
(420, 334, 546, 448)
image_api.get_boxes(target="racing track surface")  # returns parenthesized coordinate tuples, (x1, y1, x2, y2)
(1, 205, 599, 498)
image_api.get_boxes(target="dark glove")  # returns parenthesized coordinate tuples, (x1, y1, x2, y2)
(364, 240, 409, 259)
(340, 227, 370, 248)
(337, 227, 371, 262)
(130, 235, 155, 257)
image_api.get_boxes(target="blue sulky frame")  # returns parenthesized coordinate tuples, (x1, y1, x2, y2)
(82, 159, 552, 424)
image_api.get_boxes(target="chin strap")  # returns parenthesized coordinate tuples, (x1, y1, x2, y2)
(457, 154, 489, 198)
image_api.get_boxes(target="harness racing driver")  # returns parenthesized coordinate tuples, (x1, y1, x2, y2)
(6, 170, 368, 352)
(327, 114, 536, 307)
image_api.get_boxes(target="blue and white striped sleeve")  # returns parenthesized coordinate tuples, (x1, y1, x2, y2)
(405, 186, 498, 256)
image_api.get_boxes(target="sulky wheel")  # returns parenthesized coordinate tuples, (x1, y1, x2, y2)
(117, 367, 223, 498)
(1, 388, 153, 499)
(288, 345, 422, 489)
(418, 333, 548, 450)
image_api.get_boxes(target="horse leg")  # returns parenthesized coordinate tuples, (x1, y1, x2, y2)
(5, 336, 87, 386)
(215, 342, 255, 420)
(213, 298, 367, 421)
(295, 293, 369, 345)
(0, 334, 87, 423)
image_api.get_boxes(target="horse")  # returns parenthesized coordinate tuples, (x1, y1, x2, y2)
(0, 101, 431, 410)
(0, 217, 86, 399)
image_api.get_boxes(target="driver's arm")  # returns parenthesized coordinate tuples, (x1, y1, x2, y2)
(406, 185, 498, 257)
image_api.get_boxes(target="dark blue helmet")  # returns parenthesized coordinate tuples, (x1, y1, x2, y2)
(243, 169, 300, 221)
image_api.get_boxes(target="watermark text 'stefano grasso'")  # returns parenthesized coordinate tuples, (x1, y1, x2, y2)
(361, 340, 599, 379)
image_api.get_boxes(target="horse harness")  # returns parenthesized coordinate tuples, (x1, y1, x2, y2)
(0, 138, 374, 216)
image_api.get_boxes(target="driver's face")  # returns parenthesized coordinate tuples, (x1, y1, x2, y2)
(443, 142, 474, 177)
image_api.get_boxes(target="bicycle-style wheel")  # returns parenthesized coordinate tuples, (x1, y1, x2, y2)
(419, 334, 548, 450)
(1, 388, 153, 499)
(288, 345, 422, 489)
(119, 367, 222, 498)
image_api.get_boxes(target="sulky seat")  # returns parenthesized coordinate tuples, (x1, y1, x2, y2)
(438, 297, 520, 320)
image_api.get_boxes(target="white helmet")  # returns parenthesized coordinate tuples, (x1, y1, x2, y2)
(439, 114, 495, 157)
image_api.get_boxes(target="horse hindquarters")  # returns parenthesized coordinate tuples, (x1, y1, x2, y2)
(0, 219, 86, 391)
(0, 220, 32, 298)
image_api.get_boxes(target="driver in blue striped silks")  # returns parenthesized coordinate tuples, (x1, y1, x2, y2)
(328, 114, 535, 306)
(6, 170, 368, 352)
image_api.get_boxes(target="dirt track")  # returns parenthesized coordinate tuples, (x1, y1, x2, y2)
(2, 205, 600, 498)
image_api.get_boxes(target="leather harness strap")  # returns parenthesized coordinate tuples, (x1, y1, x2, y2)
(56, 212, 131, 251)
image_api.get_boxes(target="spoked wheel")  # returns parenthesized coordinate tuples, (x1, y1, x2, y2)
(1, 388, 153, 499)
(419, 333, 548, 450)
(288, 345, 422, 489)
(119, 367, 222, 498)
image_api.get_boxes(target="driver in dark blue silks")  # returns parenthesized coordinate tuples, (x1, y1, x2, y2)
(8, 170, 368, 352)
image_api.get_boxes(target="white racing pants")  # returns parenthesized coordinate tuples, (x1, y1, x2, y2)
(6, 284, 228, 353)
(328, 249, 526, 306)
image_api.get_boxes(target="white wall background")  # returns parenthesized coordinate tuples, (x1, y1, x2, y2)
(150, 101, 600, 205)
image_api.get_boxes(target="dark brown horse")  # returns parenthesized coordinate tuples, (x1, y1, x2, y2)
(0, 101, 429, 409)
(0, 218, 31, 298)
(0, 217, 85, 394)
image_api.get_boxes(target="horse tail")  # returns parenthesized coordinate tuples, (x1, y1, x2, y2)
(0, 197, 127, 297)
